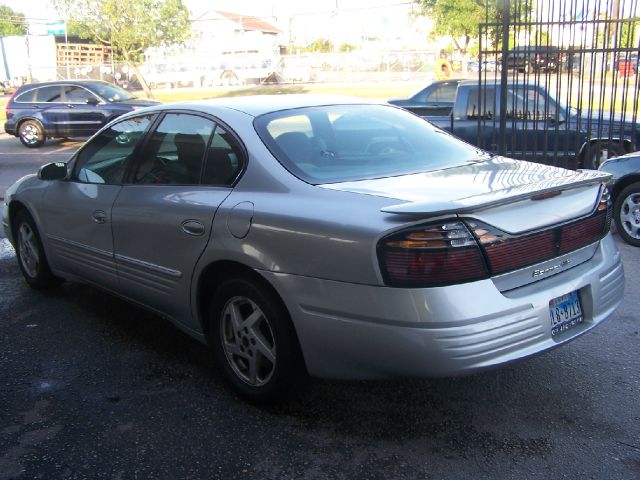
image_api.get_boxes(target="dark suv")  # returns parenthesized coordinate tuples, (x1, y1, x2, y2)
(505, 46, 563, 73)
(4, 80, 159, 148)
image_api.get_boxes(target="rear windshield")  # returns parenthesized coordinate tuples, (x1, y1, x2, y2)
(254, 104, 489, 184)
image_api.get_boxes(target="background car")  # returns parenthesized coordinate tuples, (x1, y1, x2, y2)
(4, 80, 160, 148)
(388, 79, 462, 117)
(504, 46, 563, 73)
(2, 96, 624, 402)
(599, 152, 640, 246)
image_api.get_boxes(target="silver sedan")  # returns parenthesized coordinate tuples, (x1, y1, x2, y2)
(2, 95, 625, 402)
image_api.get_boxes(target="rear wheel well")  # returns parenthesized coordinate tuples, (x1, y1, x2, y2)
(197, 261, 292, 339)
(611, 174, 640, 202)
(579, 139, 631, 168)
(16, 117, 45, 134)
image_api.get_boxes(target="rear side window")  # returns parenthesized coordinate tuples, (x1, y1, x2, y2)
(202, 127, 243, 186)
(14, 89, 37, 103)
(35, 86, 63, 102)
(425, 83, 458, 103)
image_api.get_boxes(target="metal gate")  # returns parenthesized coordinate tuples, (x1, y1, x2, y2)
(478, 0, 639, 169)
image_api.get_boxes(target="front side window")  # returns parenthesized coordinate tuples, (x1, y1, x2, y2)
(466, 88, 496, 120)
(133, 113, 215, 185)
(255, 104, 489, 184)
(72, 114, 155, 184)
(64, 86, 99, 103)
(506, 87, 557, 121)
(89, 83, 136, 103)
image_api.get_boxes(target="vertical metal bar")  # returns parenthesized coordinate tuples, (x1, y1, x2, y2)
(498, 0, 511, 156)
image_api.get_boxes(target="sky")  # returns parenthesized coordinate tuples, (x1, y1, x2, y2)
(3, 0, 417, 46)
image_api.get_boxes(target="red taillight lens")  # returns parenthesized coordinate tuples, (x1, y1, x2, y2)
(378, 221, 489, 287)
(5, 88, 18, 119)
(469, 184, 611, 276)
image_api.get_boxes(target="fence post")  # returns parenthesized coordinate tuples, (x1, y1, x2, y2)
(498, 0, 511, 156)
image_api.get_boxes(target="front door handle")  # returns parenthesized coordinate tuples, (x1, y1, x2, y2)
(181, 219, 205, 236)
(92, 210, 107, 224)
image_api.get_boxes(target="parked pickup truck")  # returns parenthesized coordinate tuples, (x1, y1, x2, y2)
(390, 79, 639, 169)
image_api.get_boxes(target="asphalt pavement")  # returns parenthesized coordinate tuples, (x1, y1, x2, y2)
(0, 135, 639, 480)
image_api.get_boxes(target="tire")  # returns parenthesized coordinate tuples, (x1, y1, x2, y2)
(613, 183, 640, 247)
(13, 211, 63, 289)
(18, 120, 46, 148)
(583, 142, 625, 170)
(209, 275, 303, 402)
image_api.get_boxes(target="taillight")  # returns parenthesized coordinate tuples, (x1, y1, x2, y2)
(468, 184, 612, 275)
(5, 88, 18, 119)
(377, 221, 489, 287)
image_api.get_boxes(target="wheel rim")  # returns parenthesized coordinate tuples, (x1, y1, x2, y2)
(220, 296, 277, 387)
(619, 191, 640, 240)
(21, 124, 41, 145)
(18, 222, 40, 278)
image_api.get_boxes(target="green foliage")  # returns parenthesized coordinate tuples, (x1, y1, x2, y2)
(306, 38, 334, 53)
(53, 0, 191, 62)
(414, 0, 534, 53)
(339, 43, 358, 53)
(619, 20, 637, 49)
(0, 4, 27, 36)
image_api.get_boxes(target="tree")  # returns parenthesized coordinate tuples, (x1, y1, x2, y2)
(416, 0, 483, 58)
(414, 0, 533, 73)
(0, 4, 27, 36)
(53, 0, 192, 98)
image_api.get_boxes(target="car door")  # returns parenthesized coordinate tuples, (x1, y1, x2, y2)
(452, 87, 499, 152)
(39, 113, 156, 291)
(33, 85, 67, 138)
(410, 80, 459, 117)
(504, 85, 581, 165)
(111, 112, 244, 329)
(61, 85, 111, 136)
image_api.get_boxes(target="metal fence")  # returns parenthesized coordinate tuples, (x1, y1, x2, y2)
(478, 0, 640, 168)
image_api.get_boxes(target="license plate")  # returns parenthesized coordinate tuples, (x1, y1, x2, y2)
(549, 291, 583, 337)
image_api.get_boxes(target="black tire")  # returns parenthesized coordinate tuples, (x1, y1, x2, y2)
(209, 275, 303, 402)
(18, 120, 46, 148)
(13, 211, 63, 289)
(583, 142, 625, 169)
(613, 182, 640, 247)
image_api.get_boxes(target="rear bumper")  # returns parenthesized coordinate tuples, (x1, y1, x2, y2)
(263, 234, 624, 379)
(4, 121, 16, 136)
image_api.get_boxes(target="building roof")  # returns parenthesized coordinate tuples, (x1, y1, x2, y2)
(216, 11, 280, 34)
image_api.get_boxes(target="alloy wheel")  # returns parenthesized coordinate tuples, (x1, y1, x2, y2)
(220, 296, 277, 387)
(619, 191, 640, 241)
(21, 124, 42, 145)
(18, 222, 40, 278)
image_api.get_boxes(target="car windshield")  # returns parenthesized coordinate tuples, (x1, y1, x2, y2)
(90, 83, 136, 102)
(254, 104, 490, 184)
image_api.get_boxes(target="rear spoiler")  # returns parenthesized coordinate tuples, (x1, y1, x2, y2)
(381, 169, 611, 216)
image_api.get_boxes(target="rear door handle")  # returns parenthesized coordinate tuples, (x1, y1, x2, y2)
(92, 210, 107, 224)
(181, 219, 205, 236)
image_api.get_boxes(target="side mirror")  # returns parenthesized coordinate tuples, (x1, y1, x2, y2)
(86, 97, 99, 106)
(38, 162, 67, 181)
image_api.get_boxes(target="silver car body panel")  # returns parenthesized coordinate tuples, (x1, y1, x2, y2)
(2, 96, 625, 380)
(261, 234, 623, 379)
